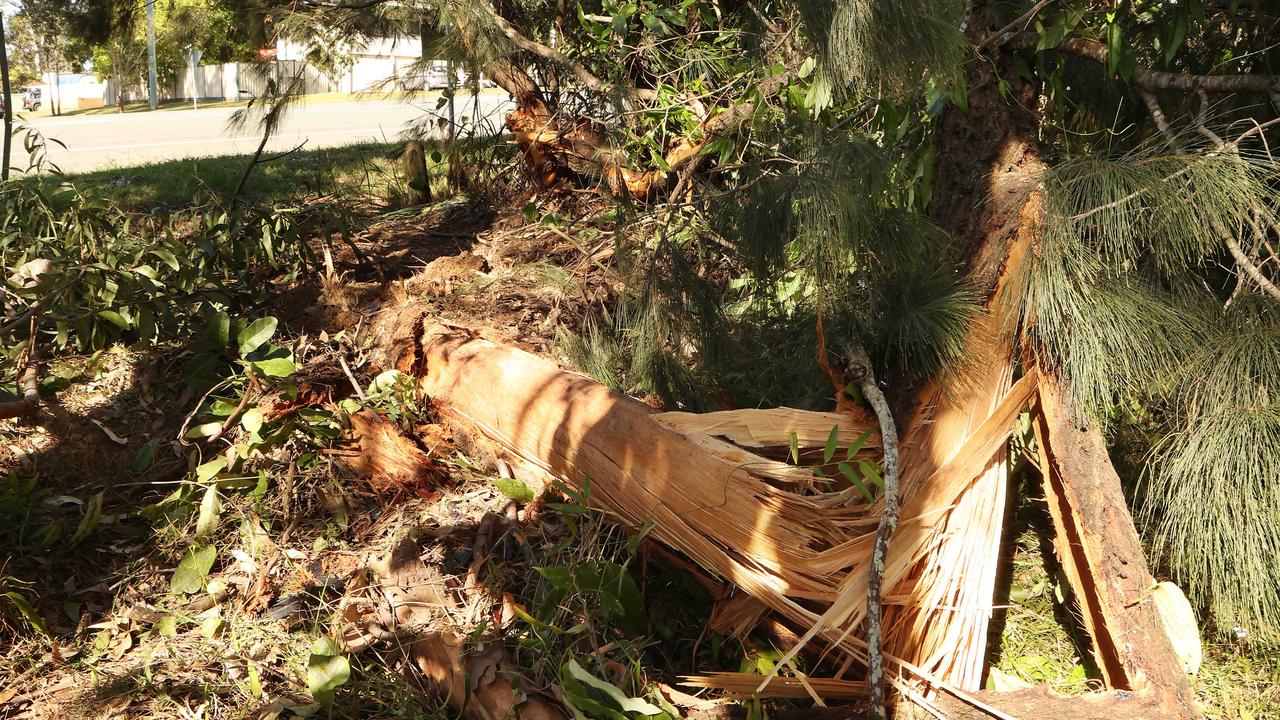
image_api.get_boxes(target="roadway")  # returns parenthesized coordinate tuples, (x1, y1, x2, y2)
(14, 94, 514, 174)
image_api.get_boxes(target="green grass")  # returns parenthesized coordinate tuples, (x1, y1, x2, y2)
(1196, 642, 1280, 720)
(43, 141, 399, 211)
(991, 523, 1099, 694)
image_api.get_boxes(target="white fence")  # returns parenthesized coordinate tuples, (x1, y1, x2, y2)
(99, 55, 423, 106)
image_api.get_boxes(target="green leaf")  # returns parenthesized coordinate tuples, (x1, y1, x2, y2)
(626, 522, 655, 556)
(2, 591, 48, 636)
(837, 462, 876, 503)
(1036, 17, 1069, 51)
(1105, 22, 1135, 79)
(1160, 11, 1188, 65)
(307, 639, 350, 708)
(170, 545, 217, 595)
(802, 71, 833, 116)
(207, 311, 231, 347)
(240, 408, 264, 435)
(857, 459, 884, 489)
(250, 357, 296, 377)
(195, 485, 221, 537)
(133, 437, 161, 473)
(184, 353, 225, 391)
(788, 431, 800, 465)
(237, 317, 279, 356)
(151, 249, 181, 272)
(249, 472, 270, 499)
(822, 425, 839, 465)
(564, 658, 663, 716)
(640, 12, 665, 34)
(209, 398, 239, 416)
(845, 428, 875, 461)
(798, 56, 816, 80)
(368, 369, 401, 394)
(154, 614, 178, 637)
(495, 477, 535, 504)
(69, 492, 103, 544)
(196, 457, 228, 483)
(950, 71, 968, 111)
(535, 565, 574, 590)
(97, 310, 130, 329)
(185, 422, 224, 440)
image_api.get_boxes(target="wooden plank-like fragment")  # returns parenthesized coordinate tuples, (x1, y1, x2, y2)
(1032, 374, 1199, 718)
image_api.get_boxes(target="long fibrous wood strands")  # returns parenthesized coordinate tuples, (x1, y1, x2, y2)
(415, 252, 1033, 710)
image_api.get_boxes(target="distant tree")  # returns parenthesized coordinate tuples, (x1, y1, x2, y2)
(91, 32, 147, 111)
(7, 0, 92, 115)
(7, 13, 44, 86)
(22, 0, 254, 109)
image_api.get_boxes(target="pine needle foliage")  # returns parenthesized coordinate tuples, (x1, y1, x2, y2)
(1025, 145, 1277, 414)
(795, 0, 966, 95)
(1024, 142, 1280, 639)
(722, 131, 977, 389)
(1141, 296, 1280, 642)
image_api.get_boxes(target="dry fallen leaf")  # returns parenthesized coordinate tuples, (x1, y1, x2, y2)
(89, 419, 129, 445)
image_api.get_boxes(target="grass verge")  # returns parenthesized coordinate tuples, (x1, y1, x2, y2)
(40, 141, 399, 211)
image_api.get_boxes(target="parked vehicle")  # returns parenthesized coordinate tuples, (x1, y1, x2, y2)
(22, 87, 42, 112)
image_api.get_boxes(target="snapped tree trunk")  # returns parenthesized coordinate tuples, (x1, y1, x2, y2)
(921, 14, 1199, 714)
(389, 320, 1198, 719)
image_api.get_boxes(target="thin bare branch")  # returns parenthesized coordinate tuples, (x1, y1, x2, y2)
(844, 343, 900, 720)
(1224, 225, 1280, 300)
(1009, 34, 1280, 95)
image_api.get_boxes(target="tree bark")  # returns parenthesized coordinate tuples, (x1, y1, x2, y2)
(0, 13, 13, 182)
(1030, 375, 1199, 717)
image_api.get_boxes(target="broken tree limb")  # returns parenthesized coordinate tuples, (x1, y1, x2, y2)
(343, 410, 440, 492)
(1030, 373, 1200, 718)
(407, 321, 1204, 719)
(928, 685, 1178, 720)
(0, 364, 40, 420)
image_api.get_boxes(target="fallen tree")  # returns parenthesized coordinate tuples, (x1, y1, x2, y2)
(376, 316, 1198, 718)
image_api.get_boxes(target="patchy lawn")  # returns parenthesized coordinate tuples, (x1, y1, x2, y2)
(36, 142, 400, 212)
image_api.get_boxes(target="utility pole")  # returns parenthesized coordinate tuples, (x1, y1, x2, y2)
(146, 0, 158, 110)
(188, 47, 202, 110)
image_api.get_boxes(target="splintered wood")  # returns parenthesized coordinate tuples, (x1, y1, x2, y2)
(418, 318, 1032, 686)
(412, 321, 1198, 717)
(407, 220, 1196, 718)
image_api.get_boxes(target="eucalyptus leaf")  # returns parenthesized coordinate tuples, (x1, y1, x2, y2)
(170, 545, 217, 595)
(495, 477, 535, 504)
(238, 317, 279, 356)
(195, 485, 222, 537)
(195, 457, 228, 483)
(822, 425, 839, 465)
(564, 658, 663, 716)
